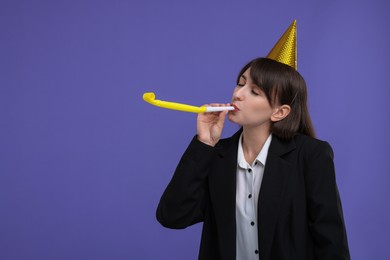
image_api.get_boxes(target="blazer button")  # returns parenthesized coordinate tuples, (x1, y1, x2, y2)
(255, 250, 259, 254)
(251, 221, 255, 226)
(248, 194, 252, 199)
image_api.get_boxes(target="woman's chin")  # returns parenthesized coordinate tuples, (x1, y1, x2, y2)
(228, 113, 241, 124)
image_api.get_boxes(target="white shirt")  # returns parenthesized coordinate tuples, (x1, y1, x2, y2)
(236, 133, 272, 260)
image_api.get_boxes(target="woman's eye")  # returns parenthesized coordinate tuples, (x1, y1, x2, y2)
(237, 82, 245, 87)
(251, 90, 259, 96)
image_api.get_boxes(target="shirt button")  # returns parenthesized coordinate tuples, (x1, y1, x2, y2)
(248, 194, 252, 199)
(255, 250, 259, 254)
(251, 221, 255, 226)
(248, 168, 252, 172)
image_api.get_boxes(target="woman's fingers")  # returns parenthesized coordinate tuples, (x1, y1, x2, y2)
(197, 103, 228, 147)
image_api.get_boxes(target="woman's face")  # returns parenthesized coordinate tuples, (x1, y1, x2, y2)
(228, 68, 276, 129)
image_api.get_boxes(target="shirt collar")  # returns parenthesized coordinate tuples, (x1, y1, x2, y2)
(237, 133, 272, 169)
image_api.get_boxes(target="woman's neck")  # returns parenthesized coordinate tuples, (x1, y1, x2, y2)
(241, 126, 271, 165)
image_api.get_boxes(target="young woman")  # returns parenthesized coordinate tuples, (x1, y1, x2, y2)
(156, 57, 350, 260)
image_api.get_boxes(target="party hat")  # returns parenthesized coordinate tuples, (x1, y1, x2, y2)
(266, 20, 297, 70)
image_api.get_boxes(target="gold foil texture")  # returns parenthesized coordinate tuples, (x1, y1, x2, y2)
(266, 20, 297, 70)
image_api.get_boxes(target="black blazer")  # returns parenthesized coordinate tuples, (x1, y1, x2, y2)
(157, 130, 350, 260)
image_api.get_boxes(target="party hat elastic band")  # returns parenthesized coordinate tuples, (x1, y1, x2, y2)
(266, 20, 297, 70)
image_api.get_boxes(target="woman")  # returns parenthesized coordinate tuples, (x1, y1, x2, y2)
(156, 57, 350, 259)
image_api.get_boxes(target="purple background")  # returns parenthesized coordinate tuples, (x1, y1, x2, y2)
(1, 0, 389, 259)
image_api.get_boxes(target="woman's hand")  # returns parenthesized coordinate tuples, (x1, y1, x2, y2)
(197, 104, 229, 147)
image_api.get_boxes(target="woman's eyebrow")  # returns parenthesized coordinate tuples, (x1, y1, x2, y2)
(240, 75, 246, 80)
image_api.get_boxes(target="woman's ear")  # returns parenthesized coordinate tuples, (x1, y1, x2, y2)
(271, 105, 291, 122)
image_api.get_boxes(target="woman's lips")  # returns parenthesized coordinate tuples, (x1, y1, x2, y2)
(232, 104, 240, 111)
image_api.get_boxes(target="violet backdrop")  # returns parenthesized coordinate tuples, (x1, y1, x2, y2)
(1, 0, 389, 259)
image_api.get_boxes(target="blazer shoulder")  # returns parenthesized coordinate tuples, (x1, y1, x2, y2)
(293, 134, 334, 159)
(293, 134, 331, 149)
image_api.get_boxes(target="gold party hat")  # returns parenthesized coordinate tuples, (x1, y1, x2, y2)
(266, 20, 297, 70)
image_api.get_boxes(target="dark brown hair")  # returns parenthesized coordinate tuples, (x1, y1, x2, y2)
(237, 57, 315, 140)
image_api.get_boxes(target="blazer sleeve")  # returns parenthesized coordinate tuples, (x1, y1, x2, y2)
(305, 141, 350, 260)
(156, 136, 217, 229)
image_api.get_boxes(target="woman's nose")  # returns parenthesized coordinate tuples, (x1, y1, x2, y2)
(233, 87, 244, 101)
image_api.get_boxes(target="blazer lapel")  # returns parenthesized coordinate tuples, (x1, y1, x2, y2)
(208, 131, 241, 259)
(257, 136, 296, 260)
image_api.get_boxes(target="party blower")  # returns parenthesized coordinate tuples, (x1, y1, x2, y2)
(143, 92, 234, 113)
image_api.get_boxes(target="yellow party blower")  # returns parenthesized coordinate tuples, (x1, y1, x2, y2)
(143, 92, 234, 113)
